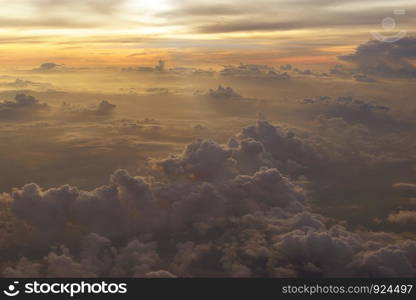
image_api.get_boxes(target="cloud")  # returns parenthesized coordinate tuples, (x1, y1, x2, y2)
(159, 2, 247, 18)
(274, 226, 359, 276)
(195, 20, 304, 34)
(352, 73, 377, 83)
(122, 61, 166, 73)
(393, 183, 416, 197)
(96, 101, 116, 114)
(3, 121, 416, 278)
(122, 61, 214, 78)
(339, 37, 416, 77)
(238, 120, 324, 168)
(301, 95, 393, 128)
(145, 87, 171, 95)
(144, 270, 177, 278)
(0, 18, 101, 29)
(329, 64, 349, 76)
(206, 85, 256, 102)
(220, 63, 290, 80)
(356, 244, 416, 277)
(32, 62, 66, 72)
(110, 239, 162, 277)
(156, 138, 234, 180)
(34, 0, 127, 15)
(0, 0, 130, 29)
(11, 169, 160, 240)
(4, 234, 165, 277)
(165, 0, 415, 35)
(292, 67, 328, 77)
(59, 100, 116, 119)
(0, 94, 49, 120)
(387, 211, 416, 224)
(208, 85, 242, 100)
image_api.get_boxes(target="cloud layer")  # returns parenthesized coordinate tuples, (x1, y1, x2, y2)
(2, 120, 416, 277)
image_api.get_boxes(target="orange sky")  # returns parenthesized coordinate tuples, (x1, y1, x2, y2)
(0, 0, 414, 68)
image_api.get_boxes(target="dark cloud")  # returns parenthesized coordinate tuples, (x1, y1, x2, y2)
(122, 61, 214, 78)
(0, 94, 49, 120)
(3, 235, 165, 278)
(339, 37, 416, 77)
(301, 95, 394, 129)
(59, 100, 116, 118)
(216, 63, 326, 79)
(220, 63, 290, 80)
(238, 120, 324, 168)
(207, 85, 245, 101)
(387, 211, 416, 224)
(32, 62, 65, 72)
(11, 169, 158, 240)
(2, 121, 416, 278)
(293, 67, 328, 77)
(156, 138, 234, 180)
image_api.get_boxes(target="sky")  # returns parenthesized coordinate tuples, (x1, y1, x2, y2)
(1, 0, 416, 279)
(0, 0, 414, 68)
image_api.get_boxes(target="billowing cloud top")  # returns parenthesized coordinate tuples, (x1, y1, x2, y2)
(340, 37, 416, 77)
(2, 120, 416, 278)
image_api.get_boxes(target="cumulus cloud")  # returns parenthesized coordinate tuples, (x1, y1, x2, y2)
(156, 138, 234, 180)
(59, 100, 116, 118)
(3, 121, 416, 278)
(293, 67, 328, 77)
(3, 234, 166, 278)
(339, 37, 416, 77)
(208, 85, 243, 100)
(0, 78, 52, 90)
(11, 169, 158, 239)
(355, 243, 416, 277)
(155, 121, 323, 179)
(301, 95, 392, 128)
(238, 120, 324, 169)
(220, 63, 290, 80)
(0, 94, 49, 120)
(122, 61, 214, 78)
(205, 85, 256, 102)
(387, 211, 416, 224)
(32, 62, 64, 72)
(214, 63, 329, 80)
(122, 60, 166, 72)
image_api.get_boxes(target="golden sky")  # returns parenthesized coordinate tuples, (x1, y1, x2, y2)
(0, 0, 414, 68)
